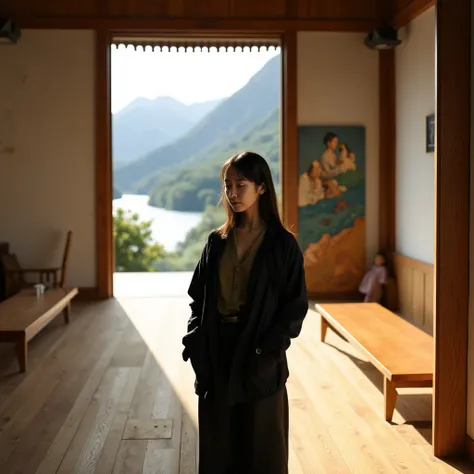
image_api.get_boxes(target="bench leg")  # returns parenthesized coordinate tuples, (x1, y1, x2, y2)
(320, 317, 329, 342)
(384, 378, 398, 421)
(16, 334, 27, 373)
(63, 303, 71, 324)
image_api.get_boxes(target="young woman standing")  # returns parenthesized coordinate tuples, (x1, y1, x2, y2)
(182, 151, 308, 474)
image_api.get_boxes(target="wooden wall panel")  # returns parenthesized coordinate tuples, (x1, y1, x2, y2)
(307, 0, 377, 20)
(2, 0, 383, 22)
(230, 0, 288, 18)
(101, 0, 171, 18)
(2, 0, 98, 17)
(393, 253, 434, 335)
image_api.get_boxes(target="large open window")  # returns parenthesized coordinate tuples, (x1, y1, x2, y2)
(109, 36, 283, 297)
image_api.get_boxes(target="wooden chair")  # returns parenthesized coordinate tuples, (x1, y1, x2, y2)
(0, 231, 72, 297)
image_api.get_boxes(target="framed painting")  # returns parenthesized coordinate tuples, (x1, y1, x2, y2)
(426, 113, 435, 153)
(297, 125, 366, 295)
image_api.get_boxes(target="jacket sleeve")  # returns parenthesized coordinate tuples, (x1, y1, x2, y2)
(260, 234, 308, 353)
(182, 234, 211, 361)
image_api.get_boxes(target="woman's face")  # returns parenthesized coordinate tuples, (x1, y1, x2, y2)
(224, 165, 264, 213)
(328, 137, 339, 150)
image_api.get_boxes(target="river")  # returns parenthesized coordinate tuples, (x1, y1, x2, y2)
(112, 194, 203, 252)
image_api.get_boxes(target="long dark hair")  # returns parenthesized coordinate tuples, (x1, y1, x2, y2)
(218, 151, 283, 237)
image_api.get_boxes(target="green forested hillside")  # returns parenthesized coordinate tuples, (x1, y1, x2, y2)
(148, 108, 280, 211)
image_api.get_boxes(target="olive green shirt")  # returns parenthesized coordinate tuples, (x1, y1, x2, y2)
(217, 227, 266, 320)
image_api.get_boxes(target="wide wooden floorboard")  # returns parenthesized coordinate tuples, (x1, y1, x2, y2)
(0, 295, 471, 473)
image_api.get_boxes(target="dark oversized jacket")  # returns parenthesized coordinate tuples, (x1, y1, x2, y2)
(182, 220, 308, 405)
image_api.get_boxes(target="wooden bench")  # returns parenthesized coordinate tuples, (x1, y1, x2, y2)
(315, 302, 434, 421)
(0, 287, 78, 372)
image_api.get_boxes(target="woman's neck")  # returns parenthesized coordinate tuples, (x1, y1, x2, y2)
(238, 206, 263, 231)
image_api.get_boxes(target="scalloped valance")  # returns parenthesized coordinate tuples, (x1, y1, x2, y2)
(111, 37, 280, 52)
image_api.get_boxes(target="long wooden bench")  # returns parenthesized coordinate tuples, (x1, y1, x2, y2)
(315, 302, 434, 421)
(0, 287, 78, 372)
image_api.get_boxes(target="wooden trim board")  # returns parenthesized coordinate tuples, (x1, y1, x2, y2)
(378, 50, 396, 256)
(281, 31, 298, 235)
(434, 0, 471, 458)
(95, 29, 114, 298)
(14, 17, 376, 32)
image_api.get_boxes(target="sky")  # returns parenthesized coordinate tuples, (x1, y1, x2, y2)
(111, 45, 281, 114)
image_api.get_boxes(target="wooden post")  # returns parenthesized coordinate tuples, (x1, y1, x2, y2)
(434, 0, 471, 457)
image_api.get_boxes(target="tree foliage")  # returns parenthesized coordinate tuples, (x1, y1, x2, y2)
(158, 205, 226, 271)
(114, 208, 165, 272)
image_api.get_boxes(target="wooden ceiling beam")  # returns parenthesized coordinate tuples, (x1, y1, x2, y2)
(9, 16, 377, 32)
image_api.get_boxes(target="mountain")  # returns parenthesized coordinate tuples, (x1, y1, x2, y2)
(149, 108, 280, 212)
(114, 55, 281, 192)
(112, 96, 223, 167)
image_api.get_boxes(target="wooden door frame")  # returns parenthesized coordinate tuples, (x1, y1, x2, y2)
(95, 29, 297, 297)
(95, 28, 114, 299)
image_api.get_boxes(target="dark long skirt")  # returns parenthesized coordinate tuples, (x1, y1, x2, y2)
(198, 320, 289, 474)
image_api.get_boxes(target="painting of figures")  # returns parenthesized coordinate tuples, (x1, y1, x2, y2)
(298, 125, 366, 294)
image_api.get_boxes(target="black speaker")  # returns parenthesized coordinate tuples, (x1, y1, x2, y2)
(364, 27, 401, 50)
(0, 19, 21, 44)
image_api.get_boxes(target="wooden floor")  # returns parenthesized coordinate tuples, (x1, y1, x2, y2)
(0, 294, 472, 473)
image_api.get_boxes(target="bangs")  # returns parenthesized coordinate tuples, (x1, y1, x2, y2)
(227, 153, 261, 184)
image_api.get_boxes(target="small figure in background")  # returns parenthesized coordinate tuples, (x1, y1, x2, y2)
(359, 252, 388, 303)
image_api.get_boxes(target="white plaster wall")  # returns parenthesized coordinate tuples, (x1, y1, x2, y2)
(395, 8, 435, 264)
(297, 32, 379, 266)
(0, 30, 96, 287)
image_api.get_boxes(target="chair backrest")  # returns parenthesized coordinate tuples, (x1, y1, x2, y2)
(0, 253, 23, 296)
(59, 231, 72, 288)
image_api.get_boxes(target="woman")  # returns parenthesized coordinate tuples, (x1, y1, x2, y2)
(320, 132, 343, 197)
(320, 131, 339, 178)
(298, 160, 325, 207)
(182, 151, 308, 474)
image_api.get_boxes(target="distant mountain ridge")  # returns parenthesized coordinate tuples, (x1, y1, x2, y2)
(149, 107, 280, 211)
(114, 55, 281, 193)
(112, 96, 223, 167)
